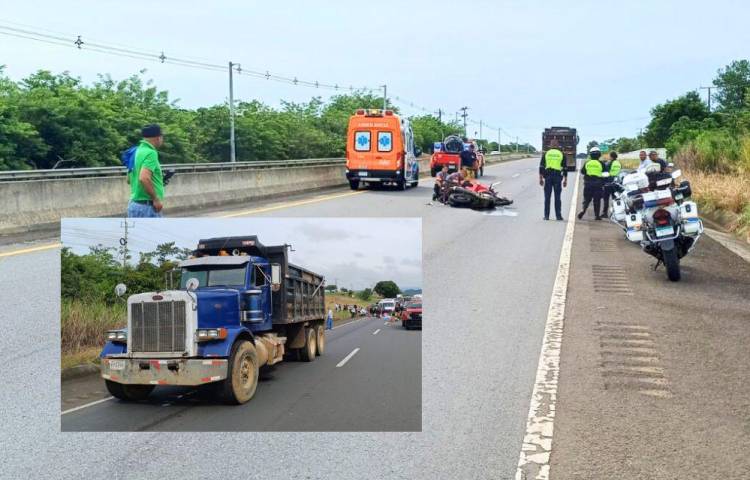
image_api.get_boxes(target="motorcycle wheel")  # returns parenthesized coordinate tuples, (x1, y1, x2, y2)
(448, 193, 473, 208)
(663, 247, 681, 282)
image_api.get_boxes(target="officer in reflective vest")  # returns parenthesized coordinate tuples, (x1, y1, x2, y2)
(602, 151, 622, 216)
(577, 146, 605, 220)
(538, 138, 568, 220)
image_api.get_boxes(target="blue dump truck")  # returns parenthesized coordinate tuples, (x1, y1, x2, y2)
(100, 236, 326, 404)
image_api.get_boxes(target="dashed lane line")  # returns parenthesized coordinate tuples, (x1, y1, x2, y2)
(372, 329, 380, 335)
(336, 348, 360, 368)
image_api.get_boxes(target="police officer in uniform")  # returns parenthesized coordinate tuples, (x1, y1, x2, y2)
(577, 146, 605, 220)
(538, 138, 568, 220)
(601, 151, 621, 216)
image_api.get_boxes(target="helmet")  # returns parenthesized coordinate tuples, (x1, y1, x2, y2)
(589, 146, 601, 153)
(589, 146, 602, 159)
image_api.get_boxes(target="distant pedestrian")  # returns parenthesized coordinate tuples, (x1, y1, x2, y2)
(326, 309, 334, 330)
(127, 124, 165, 218)
(460, 143, 478, 180)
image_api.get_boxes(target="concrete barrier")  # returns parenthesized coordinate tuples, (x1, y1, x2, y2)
(0, 153, 533, 236)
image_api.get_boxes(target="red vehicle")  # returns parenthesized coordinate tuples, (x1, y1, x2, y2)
(443, 179, 513, 209)
(430, 136, 485, 177)
(401, 301, 422, 330)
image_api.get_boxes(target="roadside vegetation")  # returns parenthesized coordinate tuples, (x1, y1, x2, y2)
(60, 243, 189, 368)
(0, 67, 467, 170)
(589, 59, 750, 239)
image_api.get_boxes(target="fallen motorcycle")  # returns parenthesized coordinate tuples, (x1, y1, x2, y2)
(442, 180, 513, 209)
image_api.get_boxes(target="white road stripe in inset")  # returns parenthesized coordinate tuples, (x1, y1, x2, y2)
(514, 167, 580, 480)
(512, 173, 521, 178)
(336, 348, 360, 368)
(61, 396, 114, 415)
(372, 329, 380, 335)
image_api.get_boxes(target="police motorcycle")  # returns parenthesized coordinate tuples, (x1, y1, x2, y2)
(607, 164, 703, 281)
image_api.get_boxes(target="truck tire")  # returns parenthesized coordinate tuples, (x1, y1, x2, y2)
(220, 340, 259, 404)
(315, 324, 325, 356)
(299, 328, 317, 362)
(663, 247, 681, 282)
(105, 380, 154, 401)
(349, 179, 359, 190)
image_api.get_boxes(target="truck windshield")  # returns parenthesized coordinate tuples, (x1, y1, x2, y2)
(180, 266, 247, 288)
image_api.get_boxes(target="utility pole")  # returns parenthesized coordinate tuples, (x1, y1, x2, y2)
(515, 136, 519, 152)
(120, 221, 134, 268)
(228, 61, 237, 163)
(381, 84, 387, 111)
(700, 85, 713, 112)
(479, 120, 483, 140)
(460, 106, 469, 138)
(435, 108, 442, 122)
(498, 128, 501, 151)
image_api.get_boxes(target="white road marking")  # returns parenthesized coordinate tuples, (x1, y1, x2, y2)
(336, 348, 360, 368)
(372, 329, 380, 335)
(332, 316, 370, 330)
(514, 167, 580, 480)
(512, 173, 521, 178)
(61, 396, 114, 415)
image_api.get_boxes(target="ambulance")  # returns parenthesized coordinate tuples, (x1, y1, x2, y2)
(345, 109, 421, 190)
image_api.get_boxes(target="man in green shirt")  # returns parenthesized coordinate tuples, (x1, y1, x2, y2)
(127, 124, 165, 218)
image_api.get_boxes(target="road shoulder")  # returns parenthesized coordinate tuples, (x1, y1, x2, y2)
(551, 210, 750, 479)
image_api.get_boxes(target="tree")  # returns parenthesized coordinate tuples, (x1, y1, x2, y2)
(586, 140, 599, 151)
(356, 288, 373, 301)
(324, 284, 337, 291)
(373, 280, 400, 298)
(643, 91, 710, 147)
(713, 59, 750, 111)
(613, 137, 640, 153)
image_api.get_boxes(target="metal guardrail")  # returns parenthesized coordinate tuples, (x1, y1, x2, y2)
(0, 158, 346, 182)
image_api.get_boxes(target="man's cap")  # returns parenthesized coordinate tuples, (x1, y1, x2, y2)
(141, 124, 162, 137)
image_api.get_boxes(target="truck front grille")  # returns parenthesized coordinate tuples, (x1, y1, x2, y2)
(130, 301, 187, 353)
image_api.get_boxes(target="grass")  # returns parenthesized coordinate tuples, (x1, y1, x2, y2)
(325, 292, 381, 322)
(61, 298, 125, 369)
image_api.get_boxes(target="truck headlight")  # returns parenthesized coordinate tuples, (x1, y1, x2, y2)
(196, 328, 228, 342)
(106, 330, 127, 344)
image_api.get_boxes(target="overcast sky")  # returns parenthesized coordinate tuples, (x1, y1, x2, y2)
(2, 1, 748, 149)
(61, 218, 422, 290)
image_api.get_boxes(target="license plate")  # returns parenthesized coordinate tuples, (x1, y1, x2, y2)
(358, 172, 368, 176)
(108, 359, 126, 371)
(656, 226, 673, 237)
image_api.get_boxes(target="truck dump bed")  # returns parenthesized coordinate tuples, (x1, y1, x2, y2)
(194, 236, 325, 325)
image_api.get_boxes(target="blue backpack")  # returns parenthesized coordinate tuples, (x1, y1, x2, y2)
(120, 145, 138, 172)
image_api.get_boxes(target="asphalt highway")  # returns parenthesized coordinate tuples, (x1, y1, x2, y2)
(2, 156, 580, 480)
(62, 316, 421, 432)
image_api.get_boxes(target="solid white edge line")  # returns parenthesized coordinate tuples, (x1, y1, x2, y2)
(331, 316, 371, 330)
(372, 329, 380, 335)
(61, 396, 114, 415)
(336, 348, 360, 368)
(514, 167, 580, 480)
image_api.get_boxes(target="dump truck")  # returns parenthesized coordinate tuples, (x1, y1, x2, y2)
(100, 235, 325, 404)
(542, 126, 579, 171)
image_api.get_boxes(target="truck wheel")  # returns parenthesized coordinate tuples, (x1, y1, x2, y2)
(299, 328, 317, 362)
(220, 340, 259, 404)
(105, 380, 154, 401)
(315, 324, 325, 356)
(663, 247, 681, 282)
(349, 180, 359, 190)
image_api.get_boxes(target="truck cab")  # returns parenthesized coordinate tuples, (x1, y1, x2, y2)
(100, 236, 326, 405)
(345, 109, 421, 190)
